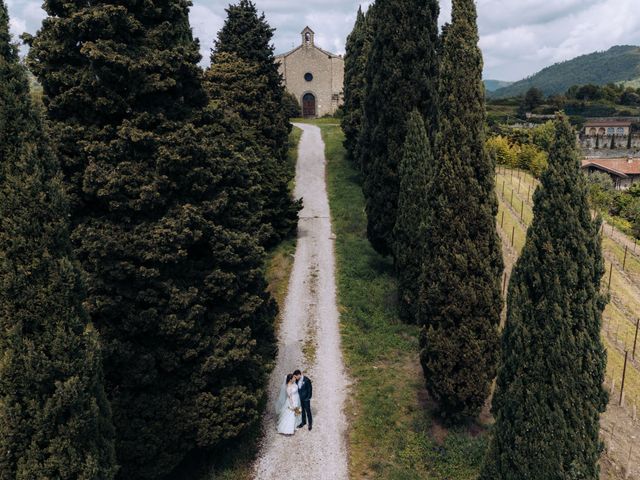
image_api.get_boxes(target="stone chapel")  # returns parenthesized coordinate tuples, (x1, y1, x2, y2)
(276, 27, 345, 117)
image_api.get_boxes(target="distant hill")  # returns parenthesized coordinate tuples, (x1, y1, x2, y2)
(490, 45, 640, 99)
(484, 79, 513, 92)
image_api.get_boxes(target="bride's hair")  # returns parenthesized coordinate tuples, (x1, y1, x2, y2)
(286, 373, 294, 384)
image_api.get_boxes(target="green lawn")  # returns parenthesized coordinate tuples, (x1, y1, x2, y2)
(292, 116, 341, 125)
(317, 120, 487, 480)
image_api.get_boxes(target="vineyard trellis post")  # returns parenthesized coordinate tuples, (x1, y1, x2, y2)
(520, 201, 524, 221)
(633, 318, 639, 360)
(620, 350, 628, 406)
(608, 263, 613, 291)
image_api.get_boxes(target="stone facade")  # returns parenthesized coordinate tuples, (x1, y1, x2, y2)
(276, 27, 344, 118)
(583, 119, 632, 137)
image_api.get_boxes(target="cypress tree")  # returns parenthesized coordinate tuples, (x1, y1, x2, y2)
(342, 6, 367, 165)
(212, 0, 299, 245)
(205, 50, 300, 245)
(393, 110, 433, 322)
(418, 0, 503, 421)
(480, 114, 608, 480)
(359, 0, 439, 256)
(0, 2, 116, 477)
(27, 0, 277, 477)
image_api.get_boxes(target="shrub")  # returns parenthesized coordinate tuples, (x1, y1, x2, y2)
(282, 91, 301, 118)
(486, 135, 517, 167)
(585, 172, 615, 210)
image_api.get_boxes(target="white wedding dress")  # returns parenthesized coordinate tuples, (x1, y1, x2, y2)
(276, 382, 302, 435)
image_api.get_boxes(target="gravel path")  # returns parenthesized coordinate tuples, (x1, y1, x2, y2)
(253, 123, 349, 480)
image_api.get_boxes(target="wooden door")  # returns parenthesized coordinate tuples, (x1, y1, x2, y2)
(303, 93, 316, 117)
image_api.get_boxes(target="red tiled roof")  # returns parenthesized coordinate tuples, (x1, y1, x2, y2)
(581, 158, 640, 177)
(584, 120, 632, 127)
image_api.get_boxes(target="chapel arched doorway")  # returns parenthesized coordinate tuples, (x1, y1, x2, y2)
(302, 93, 316, 117)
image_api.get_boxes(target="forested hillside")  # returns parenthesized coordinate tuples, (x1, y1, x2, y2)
(484, 79, 512, 92)
(491, 45, 640, 98)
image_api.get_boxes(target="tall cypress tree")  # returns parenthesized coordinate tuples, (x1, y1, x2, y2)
(480, 115, 608, 480)
(205, 50, 300, 245)
(28, 0, 277, 477)
(212, 0, 299, 245)
(203, 52, 265, 234)
(342, 6, 367, 165)
(359, 0, 439, 256)
(0, 2, 116, 477)
(393, 110, 433, 322)
(418, 0, 503, 421)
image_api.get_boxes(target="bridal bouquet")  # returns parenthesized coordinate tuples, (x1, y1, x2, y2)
(291, 406, 302, 416)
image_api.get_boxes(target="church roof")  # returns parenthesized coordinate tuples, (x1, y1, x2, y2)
(275, 43, 341, 60)
(275, 26, 342, 60)
(584, 120, 632, 127)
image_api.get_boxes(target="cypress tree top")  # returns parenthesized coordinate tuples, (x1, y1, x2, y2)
(418, 0, 503, 421)
(437, 0, 491, 194)
(480, 114, 608, 480)
(214, 0, 276, 73)
(210, 1, 298, 244)
(360, 0, 439, 256)
(0, 0, 14, 61)
(211, 0, 285, 101)
(342, 6, 367, 164)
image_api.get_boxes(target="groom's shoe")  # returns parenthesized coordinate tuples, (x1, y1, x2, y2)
(297, 423, 306, 429)
(308, 425, 312, 431)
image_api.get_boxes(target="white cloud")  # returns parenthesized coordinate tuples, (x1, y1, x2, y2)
(472, 0, 640, 80)
(5, 0, 640, 81)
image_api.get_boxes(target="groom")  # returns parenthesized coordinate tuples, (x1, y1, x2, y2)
(294, 369, 312, 431)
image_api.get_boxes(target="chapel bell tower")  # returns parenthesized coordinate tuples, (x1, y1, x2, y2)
(301, 26, 315, 47)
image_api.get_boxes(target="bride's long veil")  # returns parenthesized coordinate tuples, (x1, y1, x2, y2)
(274, 376, 288, 416)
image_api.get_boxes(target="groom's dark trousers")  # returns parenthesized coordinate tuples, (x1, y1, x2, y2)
(298, 377, 313, 428)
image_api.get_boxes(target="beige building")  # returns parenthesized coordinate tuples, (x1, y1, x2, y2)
(276, 27, 344, 118)
(583, 119, 632, 136)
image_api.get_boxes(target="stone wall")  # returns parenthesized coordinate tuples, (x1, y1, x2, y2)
(580, 134, 640, 157)
(277, 45, 344, 117)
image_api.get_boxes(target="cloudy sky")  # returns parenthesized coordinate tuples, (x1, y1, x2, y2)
(6, 0, 640, 81)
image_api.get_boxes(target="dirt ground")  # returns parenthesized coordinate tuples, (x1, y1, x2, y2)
(253, 123, 349, 480)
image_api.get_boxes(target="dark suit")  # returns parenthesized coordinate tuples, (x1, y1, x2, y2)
(297, 376, 313, 427)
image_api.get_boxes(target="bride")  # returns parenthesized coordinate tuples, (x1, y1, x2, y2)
(276, 373, 302, 435)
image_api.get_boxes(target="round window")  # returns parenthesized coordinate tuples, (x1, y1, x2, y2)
(304, 72, 313, 82)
